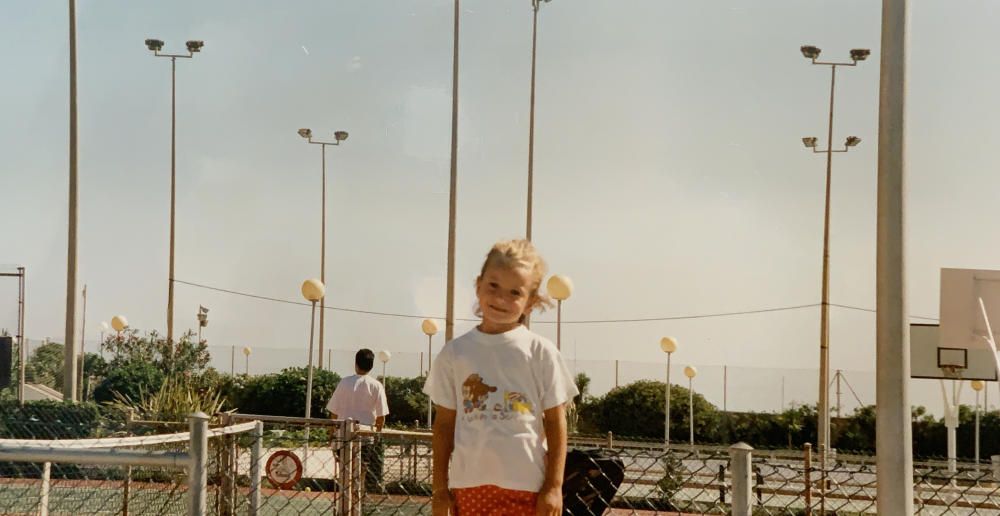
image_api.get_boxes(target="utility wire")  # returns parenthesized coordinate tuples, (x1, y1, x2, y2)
(175, 279, 939, 325)
(830, 302, 939, 322)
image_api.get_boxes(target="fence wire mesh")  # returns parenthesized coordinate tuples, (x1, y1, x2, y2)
(0, 433, 202, 514)
(0, 416, 258, 516)
(6, 411, 1000, 515)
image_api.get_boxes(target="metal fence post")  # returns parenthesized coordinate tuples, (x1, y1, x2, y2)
(220, 413, 234, 516)
(339, 418, 353, 515)
(993, 455, 1000, 481)
(803, 443, 812, 516)
(40, 461, 51, 516)
(189, 411, 210, 516)
(122, 465, 132, 516)
(352, 421, 362, 516)
(249, 420, 263, 516)
(729, 442, 753, 516)
(818, 443, 827, 515)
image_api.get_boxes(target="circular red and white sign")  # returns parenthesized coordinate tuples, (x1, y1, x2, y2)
(265, 450, 303, 490)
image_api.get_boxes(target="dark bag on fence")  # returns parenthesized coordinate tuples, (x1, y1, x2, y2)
(562, 448, 625, 516)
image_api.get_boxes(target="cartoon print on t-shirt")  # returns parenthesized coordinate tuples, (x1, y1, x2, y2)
(496, 391, 534, 415)
(462, 374, 497, 413)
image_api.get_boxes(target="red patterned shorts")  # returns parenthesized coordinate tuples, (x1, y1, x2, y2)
(452, 484, 538, 515)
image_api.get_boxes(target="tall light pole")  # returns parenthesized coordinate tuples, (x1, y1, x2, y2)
(144, 38, 204, 350)
(422, 319, 439, 428)
(526, 0, 552, 241)
(297, 128, 348, 370)
(445, 0, 461, 343)
(546, 275, 572, 350)
(660, 337, 678, 446)
(684, 365, 698, 447)
(301, 278, 325, 465)
(64, 0, 79, 403)
(242, 346, 251, 376)
(800, 44, 869, 458)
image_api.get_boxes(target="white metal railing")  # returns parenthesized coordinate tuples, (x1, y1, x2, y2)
(0, 412, 265, 516)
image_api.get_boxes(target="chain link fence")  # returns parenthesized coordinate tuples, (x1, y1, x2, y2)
(5, 410, 1000, 514)
(742, 444, 1000, 515)
(0, 413, 248, 515)
(226, 416, 737, 515)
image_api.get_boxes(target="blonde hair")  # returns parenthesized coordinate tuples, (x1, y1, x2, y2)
(476, 239, 553, 320)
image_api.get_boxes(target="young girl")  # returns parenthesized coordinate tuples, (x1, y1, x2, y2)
(424, 239, 578, 516)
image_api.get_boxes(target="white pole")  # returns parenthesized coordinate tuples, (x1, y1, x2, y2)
(975, 389, 981, 469)
(942, 380, 958, 473)
(188, 411, 209, 516)
(304, 301, 317, 466)
(946, 417, 957, 473)
(729, 443, 754, 516)
(427, 334, 433, 429)
(40, 462, 51, 516)
(249, 420, 263, 516)
(688, 376, 694, 446)
(875, 1, 913, 511)
(555, 300, 562, 350)
(665, 352, 672, 446)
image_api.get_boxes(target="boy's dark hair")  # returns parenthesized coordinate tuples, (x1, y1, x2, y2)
(355, 349, 375, 373)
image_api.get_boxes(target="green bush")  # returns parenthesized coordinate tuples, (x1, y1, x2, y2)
(723, 405, 818, 450)
(101, 329, 210, 376)
(93, 360, 165, 404)
(579, 380, 720, 441)
(108, 375, 227, 424)
(24, 342, 66, 390)
(383, 375, 430, 427)
(225, 367, 340, 417)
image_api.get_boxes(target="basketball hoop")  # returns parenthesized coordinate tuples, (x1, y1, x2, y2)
(940, 365, 964, 380)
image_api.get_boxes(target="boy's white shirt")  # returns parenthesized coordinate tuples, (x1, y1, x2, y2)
(423, 325, 579, 492)
(326, 374, 389, 426)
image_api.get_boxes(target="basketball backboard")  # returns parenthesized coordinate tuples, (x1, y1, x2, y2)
(939, 268, 1000, 350)
(910, 324, 997, 380)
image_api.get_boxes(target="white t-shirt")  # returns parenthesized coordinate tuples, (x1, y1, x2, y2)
(423, 325, 579, 492)
(325, 374, 389, 426)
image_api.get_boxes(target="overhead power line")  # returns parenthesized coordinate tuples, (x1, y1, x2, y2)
(174, 279, 939, 324)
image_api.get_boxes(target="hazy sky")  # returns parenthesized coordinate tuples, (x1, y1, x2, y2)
(2, 1, 998, 414)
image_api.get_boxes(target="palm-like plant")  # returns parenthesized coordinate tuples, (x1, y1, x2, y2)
(111, 375, 227, 424)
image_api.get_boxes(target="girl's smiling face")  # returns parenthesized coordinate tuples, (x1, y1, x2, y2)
(476, 264, 537, 334)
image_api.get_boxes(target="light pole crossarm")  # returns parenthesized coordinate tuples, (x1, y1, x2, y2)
(810, 60, 858, 67)
(154, 52, 193, 59)
(307, 139, 343, 147)
(812, 147, 851, 154)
